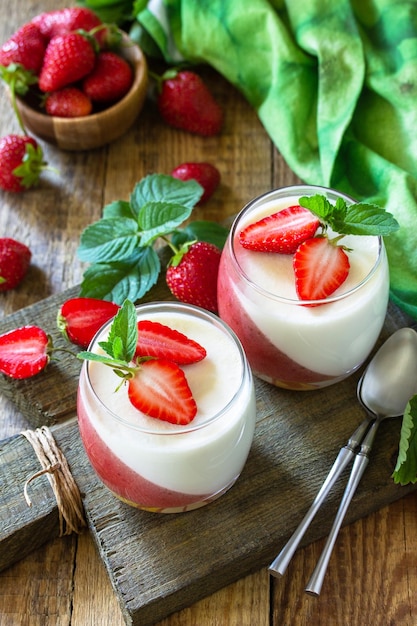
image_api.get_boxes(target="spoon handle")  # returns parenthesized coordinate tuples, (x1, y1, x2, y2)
(269, 418, 370, 578)
(305, 419, 380, 596)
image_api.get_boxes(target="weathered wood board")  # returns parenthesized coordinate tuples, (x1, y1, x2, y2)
(0, 286, 416, 625)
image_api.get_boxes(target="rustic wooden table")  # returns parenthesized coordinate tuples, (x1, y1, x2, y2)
(0, 2, 416, 625)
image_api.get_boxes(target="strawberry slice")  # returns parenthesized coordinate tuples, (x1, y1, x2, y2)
(128, 358, 197, 424)
(0, 326, 50, 379)
(293, 237, 350, 302)
(136, 320, 206, 364)
(58, 297, 120, 348)
(239, 205, 320, 254)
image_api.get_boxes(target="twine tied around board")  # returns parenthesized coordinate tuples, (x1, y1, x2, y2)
(21, 426, 86, 536)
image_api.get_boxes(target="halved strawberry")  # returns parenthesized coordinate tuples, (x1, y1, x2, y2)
(135, 320, 206, 364)
(128, 358, 197, 424)
(58, 297, 120, 348)
(293, 237, 350, 302)
(239, 205, 320, 254)
(0, 325, 50, 379)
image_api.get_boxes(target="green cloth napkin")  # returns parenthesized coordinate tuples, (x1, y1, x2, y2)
(133, 0, 417, 319)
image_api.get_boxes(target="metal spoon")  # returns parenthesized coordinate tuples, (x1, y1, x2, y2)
(269, 327, 417, 590)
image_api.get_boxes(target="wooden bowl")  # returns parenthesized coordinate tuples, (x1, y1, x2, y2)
(15, 34, 148, 151)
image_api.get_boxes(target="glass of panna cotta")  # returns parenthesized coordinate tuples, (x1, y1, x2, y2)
(77, 302, 256, 513)
(217, 185, 390, 390)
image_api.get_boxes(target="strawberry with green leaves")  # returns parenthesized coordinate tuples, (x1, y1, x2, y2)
(171, 162, 221, 204)
(38, 31, 97, 93)
(0, 134, 47, 192)
(77, 173, 228, 309)
(78, 300, 204, 424)
(166, 241, 221, 313)
(57, 297, 120, 348)
(154, 69, 223, 136)
(0, 237, 31, 291)
(83, 51, 133, 104)
(0, 326, 50, 379)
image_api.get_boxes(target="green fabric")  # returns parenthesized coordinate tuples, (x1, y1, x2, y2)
(134, 0, 417, 319)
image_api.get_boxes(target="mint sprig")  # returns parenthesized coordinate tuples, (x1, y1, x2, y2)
(77, 299, 138, 381)
(77, 174, 229, 303)
(392, 395, 417, 485)
(299, 195, 400, 236)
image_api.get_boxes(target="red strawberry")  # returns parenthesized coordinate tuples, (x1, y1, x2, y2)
(0, 134, 46, 193)
(128, 358, 197, 424)
(0, 326, 50, 379)
(156, 70, 223, 136)
(32, 7, 102, 41)
(239, 205, 320, 254)
(57, 297, 120, 348)
(293, 237, 350, 302)
(82, 51, 133, 104)
(0, 237, 31, 291)
(38, 32, 96, 93)
(45, 87, 92, 118)
(170, 162, 221, 204)
(135, 320, 206, 364)
(0, 22, 46, 74)
(166, 241, 222, 313)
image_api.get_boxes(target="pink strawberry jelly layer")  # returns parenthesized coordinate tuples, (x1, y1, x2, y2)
(77, 390, 209, 510)
(217, 259, 333, 388)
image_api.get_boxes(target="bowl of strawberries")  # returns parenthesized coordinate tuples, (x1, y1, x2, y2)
(1, 7, 148, 151)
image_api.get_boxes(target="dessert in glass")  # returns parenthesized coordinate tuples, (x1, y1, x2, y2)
(217, 185, 390, 390)
(77, 302, 256, 513)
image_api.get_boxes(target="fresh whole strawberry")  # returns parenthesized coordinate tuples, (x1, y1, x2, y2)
(0, 237, 31, 291)
(82, 51, 133, 104)
(170, 162, 221, 204)
(239, 205, 320, 254)
(45, 87, 92, 118)
(0, 22, 46, 74)
(128, 358, 197, 424)
(0, 326, 50, 379)
(156, 69, 223, 136)
(38, 32, 97, 93)
(57, 297, 120, 348)
(32, 7, 102, 41)
(166, 241, 222, 313)
(293, 236, 350, 302)
(135, 320, 206, 364)
(0, 134, 46, 193)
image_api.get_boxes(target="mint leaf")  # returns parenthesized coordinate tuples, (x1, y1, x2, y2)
(130, 174, 203, 218)
(78, 217, 140, 263)
(79, 247, 160, 302)
(99, 299, 137, 362)
(299, 194, 400, 236)
(392, 395, 417, 485)
(103, 200, 134, 220)
(171, 220, 229, 249)
(138, 201, 193, 246)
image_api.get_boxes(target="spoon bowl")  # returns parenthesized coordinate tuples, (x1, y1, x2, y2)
(358, 327, 417, 418)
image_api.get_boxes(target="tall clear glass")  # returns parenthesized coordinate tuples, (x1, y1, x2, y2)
(77, 302, 256, 513)
(217, 185, 390, 390)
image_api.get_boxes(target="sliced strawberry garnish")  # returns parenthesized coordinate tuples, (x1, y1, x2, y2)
(58, 297, 120, 348)
(128, 358, 197, 424)
(136, 320, 206, 364)
(0, 325, 50, 379)
(239, 205, 320, 254)
(293, 237, 350, 302)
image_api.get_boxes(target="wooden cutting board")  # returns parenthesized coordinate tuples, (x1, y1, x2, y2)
(0, 282, 416, 626)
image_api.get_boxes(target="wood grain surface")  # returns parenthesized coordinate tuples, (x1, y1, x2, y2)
(0, 2, 416, 625)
